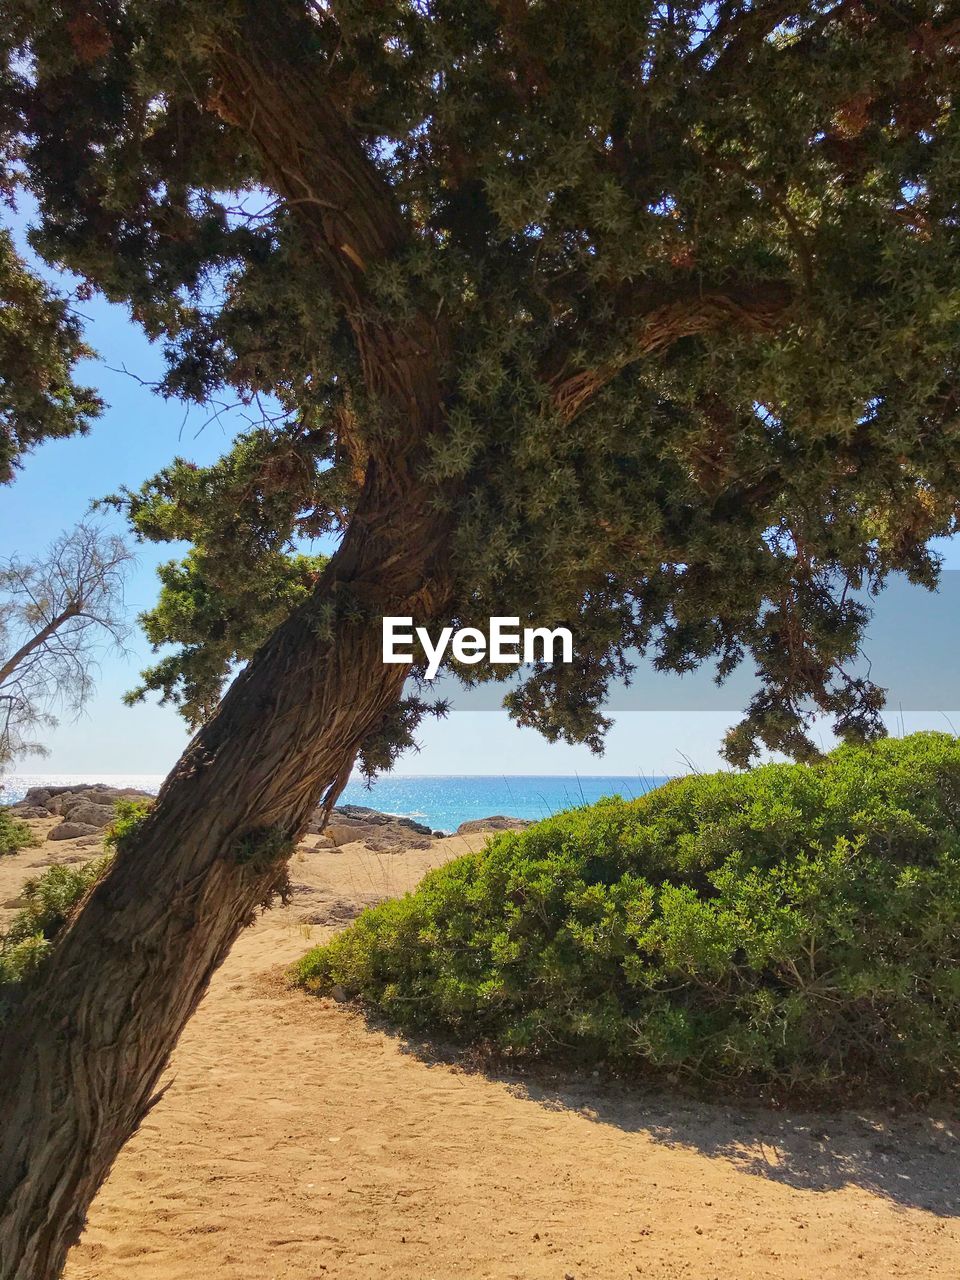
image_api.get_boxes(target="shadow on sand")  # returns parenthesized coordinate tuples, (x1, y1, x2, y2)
(388, 1028, 960, 1217)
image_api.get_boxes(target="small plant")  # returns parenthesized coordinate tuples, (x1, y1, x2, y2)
(234, 824, 292, 869)
(3, 858, 111, 947)
(103, 798, 153, 851)
(0, 858, 109, 991)
(295, 733, 960, 1105)
(0, 797, 151, 1007)
(0, 807, 39, 857)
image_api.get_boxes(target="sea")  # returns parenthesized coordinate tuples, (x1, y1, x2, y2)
(1, 772, 670, 834)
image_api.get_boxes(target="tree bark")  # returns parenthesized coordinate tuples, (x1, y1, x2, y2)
(0, 454, 452, 1279)
(0, 9, 455, 1275)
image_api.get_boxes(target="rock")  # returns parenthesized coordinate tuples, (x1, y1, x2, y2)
(300, 896, 384, 927)
(15, 785, 92, 814)
(296, 834, 335, 851)
(48, 821, 101, 841)
(456, 815, 531, 835)
(46, 794, 80, 815)
(324, 823, 362, 846)
(11, 783, 154, 822)
(24, 782, 148, 804)
(11, 787, 54, 809)
(315, 804, 436, 851)
(335, 805, 433, 837)
(60, 800, 117, 828)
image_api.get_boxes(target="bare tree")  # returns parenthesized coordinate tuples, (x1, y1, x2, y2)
(0, 523, 133, 767)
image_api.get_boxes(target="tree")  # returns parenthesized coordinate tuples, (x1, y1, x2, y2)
(99, 432, 329, 729)
(0, 230, 102, 482)
(1, 1, 960, 1275)
(0, 523, 132, 767)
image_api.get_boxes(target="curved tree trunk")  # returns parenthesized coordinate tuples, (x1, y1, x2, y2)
(0, 9, 457, 1276)
(0, 458, 452, 1279)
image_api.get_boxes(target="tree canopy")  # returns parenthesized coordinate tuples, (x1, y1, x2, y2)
(0, 228, 101, 483)
(4, 0, 960, 762)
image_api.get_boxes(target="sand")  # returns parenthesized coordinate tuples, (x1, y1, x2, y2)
(2, 819, 959, 1279)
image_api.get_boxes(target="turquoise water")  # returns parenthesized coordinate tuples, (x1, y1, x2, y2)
(3, 772, 670, 833)
(340, 773, 670, 831)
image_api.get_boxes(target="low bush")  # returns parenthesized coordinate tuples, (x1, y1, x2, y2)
(295, 733, 960, 1104)
(0, 858, 109, 990)
(103, 797, 153, 850)
(0, 807, 39, 856)
(0, 798, 151, 1005)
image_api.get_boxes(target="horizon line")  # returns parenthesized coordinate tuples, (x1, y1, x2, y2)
(6, 769, 676, 781)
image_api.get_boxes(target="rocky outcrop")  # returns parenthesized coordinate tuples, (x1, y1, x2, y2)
(309, 806, 531, 846)
(11, 783, 528, 850)
(11, 784, 155, 836)
(13, 784, 154, 814)
(455, 815, 531, 835)
(319, 804, 435, 851)
(62, 801, 118, 828)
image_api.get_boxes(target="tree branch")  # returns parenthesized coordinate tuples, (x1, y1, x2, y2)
(206, 8, 448, 459)
(0, 606, 79, 688)
(548, 278, 793, 424)
(201, 7, 457, 618)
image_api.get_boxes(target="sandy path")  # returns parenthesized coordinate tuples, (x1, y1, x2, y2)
(3, 823, 960, 1279)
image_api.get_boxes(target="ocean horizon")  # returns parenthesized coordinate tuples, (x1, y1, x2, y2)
(2, 771, 672, 833)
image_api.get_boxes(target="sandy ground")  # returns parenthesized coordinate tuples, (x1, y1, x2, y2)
(3, 820, 960, 1279)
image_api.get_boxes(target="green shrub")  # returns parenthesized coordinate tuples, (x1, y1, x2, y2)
(103, 797, 153, 851)
(0, 858, 109, 990)
(0, 797, 151, 1004)
(0, 807, 39, 856)
(295, 733, 960, 1104)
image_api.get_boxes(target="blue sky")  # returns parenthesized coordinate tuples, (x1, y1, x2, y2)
(4, 208, 960, 778)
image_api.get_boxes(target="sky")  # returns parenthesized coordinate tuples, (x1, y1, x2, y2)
(4, 208, 960, 778)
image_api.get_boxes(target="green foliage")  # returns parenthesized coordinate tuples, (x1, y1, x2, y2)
(0, 230, 101, 483)
(233, 824, 293, 869)
(98, 426, 333, 723)
(103, 798, 153, 851)
(4, 3, 960, 758)
(0, 858, 109, 991)
(296, 733, 960, 1103)
(3, 857, 110, 949)
(0, 797, 149, 999)
(0, 807, 38, 856)
(125, 540, 324, 727)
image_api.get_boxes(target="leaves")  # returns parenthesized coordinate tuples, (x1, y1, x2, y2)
(4, 0, 960, 758)
(0, 231, 101, 482)
(107, 433, 332, 725)
(0, 806, 37, 856)
(295, 732, 960, 1102)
